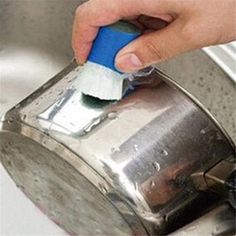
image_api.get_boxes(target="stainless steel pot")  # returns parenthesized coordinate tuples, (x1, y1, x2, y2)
(0, 61, 235, 235)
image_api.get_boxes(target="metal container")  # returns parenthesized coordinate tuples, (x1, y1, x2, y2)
(0, 61, 235, 235)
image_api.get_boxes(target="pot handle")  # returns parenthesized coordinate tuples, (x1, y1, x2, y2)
(191, 156, 236, 208)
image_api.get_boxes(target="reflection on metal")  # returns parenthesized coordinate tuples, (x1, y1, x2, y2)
(170, 204, 235, 236)
(38, 88, 110, 136)
(0, 61, 235, 235)
(205, 158, 236, 195)
(191, 158, 236, 208)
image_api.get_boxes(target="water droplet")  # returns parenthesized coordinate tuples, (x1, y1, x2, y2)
(111, 146, 120, 153)
(58, 90, 64, 96)
(153, 161, 161, 171)
(200, 129, 206, 134)
(83, 117, 102, 133)
(43, 84, 49, 89)
(8, 141, 13, 145)
(69, 122, 75, 127)
(95, 229, 102, 234)
(16, 184, 25, 190)
(14, 104, 21, 109)
(49, 212, 55, 218)
(42, 139, 47, 145)
(150, 180, 155, 188)
(134, 182, 139, 190)
(133, 144, 139, 152)
(7, 160, 12, 166)
(98, 183, 108, 194)
(7, 117, 14, 123)
(22, 114, 27, 120)
(76, 197, 81, 202)
(160, 149, 168, 156)
(108, 112, 117, 120)
(186, 226, 196, 232)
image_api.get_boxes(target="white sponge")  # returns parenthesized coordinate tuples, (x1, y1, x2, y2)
(74, 62, 125, 100)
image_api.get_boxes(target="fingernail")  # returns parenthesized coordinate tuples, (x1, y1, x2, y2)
(75, 54, 85, 65)
(76, 59, 85, 66)
(116, 53, 142, 72)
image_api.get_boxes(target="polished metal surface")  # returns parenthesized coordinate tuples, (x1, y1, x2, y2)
(1, 0, 235, 235)
(1, 60, 235, 234)
(191, 157, 236, 209)
(0, 129, 133, 235)
(1, 0, 235, 140)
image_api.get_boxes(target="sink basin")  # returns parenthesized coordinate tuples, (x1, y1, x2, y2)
(0, 0, 85, 115)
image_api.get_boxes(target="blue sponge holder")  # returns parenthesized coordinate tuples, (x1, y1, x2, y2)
(88, 21, 141, 73)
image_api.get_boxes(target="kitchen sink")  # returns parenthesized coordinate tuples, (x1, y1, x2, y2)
(0, 0, 84, 115)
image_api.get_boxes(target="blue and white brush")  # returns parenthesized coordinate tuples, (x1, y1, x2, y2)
(73, 21, 141, 100)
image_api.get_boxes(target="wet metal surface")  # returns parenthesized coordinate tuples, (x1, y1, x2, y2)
(0, 0, 235, 235)
(0, 0, 235, 145)
(1, 62, 234, 234)
(1, 132, 132, 236)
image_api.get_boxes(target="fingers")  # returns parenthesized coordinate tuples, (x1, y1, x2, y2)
(137, 15, 169, 31)
(72, 0, 176, 63)
(115, 20, 194, 73)
(72, 0, 142, 63)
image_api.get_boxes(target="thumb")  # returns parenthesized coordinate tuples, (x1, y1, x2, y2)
(115, 22, 192, 73)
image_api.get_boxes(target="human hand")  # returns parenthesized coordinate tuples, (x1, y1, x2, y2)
(72, 0, 236, 73)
